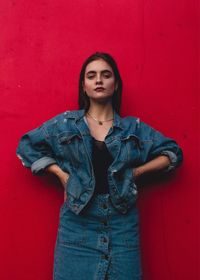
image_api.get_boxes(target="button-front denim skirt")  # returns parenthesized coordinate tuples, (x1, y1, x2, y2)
(53, 193, 142, 280)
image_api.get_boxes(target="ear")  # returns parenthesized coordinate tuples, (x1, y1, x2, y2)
(82, 81, 85, 91)
(115, 82, 118, 91)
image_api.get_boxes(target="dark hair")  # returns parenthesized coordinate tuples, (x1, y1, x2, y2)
(78, 52, 123, 114)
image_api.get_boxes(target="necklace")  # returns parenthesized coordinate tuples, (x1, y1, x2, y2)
(86, 111, 114, 125)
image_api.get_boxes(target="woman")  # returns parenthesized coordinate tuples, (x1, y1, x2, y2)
(16, 52, 183, 280)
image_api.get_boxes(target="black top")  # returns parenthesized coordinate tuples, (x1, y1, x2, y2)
(91, 137, 113, 194)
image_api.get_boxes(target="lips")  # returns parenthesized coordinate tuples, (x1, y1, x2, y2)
(95, 87, 105, 91)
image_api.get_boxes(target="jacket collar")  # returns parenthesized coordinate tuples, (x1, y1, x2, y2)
(65, 109, 123, 130)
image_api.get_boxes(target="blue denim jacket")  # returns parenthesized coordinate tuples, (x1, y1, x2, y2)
(16, 109, 183, 214)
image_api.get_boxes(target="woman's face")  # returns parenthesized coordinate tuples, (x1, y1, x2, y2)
(82, 59, 117, 102)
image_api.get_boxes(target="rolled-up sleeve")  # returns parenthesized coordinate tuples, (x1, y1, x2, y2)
(139, 121, 183, 172)
(16, 124, 57, 175)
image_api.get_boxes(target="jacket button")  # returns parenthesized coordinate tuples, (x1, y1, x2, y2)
(101, 254, 109, 260)
(112, 187, 117, 193)
(121, 209, 127, 214)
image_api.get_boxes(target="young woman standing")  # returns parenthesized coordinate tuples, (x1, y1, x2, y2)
(16, 52, 183, 280)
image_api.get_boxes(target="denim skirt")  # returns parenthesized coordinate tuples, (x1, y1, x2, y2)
(53, 193, 142, 280)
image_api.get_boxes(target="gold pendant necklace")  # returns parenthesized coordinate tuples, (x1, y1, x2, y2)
(86, 112, 114, 125)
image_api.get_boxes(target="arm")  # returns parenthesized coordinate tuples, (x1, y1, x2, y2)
(46, 164, 69, 202)
(16, 124, 69, 201)
(16, 123, 57, 175)
(45, 164, 69, 188)
(134, 120, 183, 178)
(133, 155, 171, 179)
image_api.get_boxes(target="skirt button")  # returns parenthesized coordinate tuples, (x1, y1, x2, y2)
(102, 237, 108, 243)
(102, 203, 108, 209)
(101, 220, 108, 226)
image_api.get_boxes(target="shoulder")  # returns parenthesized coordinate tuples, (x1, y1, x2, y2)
(122, 115, 156, 129)
(43, 109, 82, 125)
(121, 115, 140, 124)
(39, 109, 81, 135)
(120, 114, 160, 139)
(120, 114, 141, 130)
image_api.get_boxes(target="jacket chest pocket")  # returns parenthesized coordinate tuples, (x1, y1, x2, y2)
(120, 134, 141, 164)
(57, 131, 83, 167)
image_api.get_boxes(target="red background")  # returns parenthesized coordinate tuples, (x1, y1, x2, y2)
(1, 0, 199, 279)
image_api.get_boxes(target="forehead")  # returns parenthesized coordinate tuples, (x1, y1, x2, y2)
(85, 59, 113, 73)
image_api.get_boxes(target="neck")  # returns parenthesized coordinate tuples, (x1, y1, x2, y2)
(86, 101, 114, 120)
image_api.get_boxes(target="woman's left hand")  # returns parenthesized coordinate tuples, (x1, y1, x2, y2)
(133, 167, 144, 180)
(132, 155, 171, 180)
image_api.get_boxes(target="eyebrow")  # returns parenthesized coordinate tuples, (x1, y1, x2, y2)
(86, 70, 113, 75)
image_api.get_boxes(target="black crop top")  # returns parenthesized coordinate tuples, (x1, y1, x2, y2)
(91, 137, 113, 194)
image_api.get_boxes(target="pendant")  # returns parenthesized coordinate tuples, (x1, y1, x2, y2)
(98, 121, 103, 125)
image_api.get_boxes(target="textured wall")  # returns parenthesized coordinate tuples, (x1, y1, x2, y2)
(0, 0, 198, 279)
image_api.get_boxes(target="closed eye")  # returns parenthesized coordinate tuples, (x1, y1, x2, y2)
(87, 75, 95, 79)
(86, 70, 113, 79)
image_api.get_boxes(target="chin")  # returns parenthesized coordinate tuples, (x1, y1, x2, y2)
(93, 97, 113, 104)
(93, 93, 113, 99)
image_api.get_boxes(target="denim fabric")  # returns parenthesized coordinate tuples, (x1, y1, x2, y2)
(16, 109, 183, 215)
(53, 193, 142, 280)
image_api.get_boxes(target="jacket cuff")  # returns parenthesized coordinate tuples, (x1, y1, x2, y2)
(160, 150, 178, 172)
(31, 157, 57, 175)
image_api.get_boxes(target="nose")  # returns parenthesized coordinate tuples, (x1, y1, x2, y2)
(96, 74, 103, 84)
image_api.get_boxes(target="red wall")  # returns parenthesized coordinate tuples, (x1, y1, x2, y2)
(1, 0, 199, 279)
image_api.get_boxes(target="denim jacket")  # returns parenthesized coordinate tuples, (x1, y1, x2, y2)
(16, 109, 183, 214)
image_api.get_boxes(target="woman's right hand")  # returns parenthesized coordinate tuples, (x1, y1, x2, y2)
(59, 171, 70, 202)
(59, 171, 70, 190)
(45, 164, 70, 201)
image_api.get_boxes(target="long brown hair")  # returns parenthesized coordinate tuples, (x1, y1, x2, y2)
(78, 52, 123, 115)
